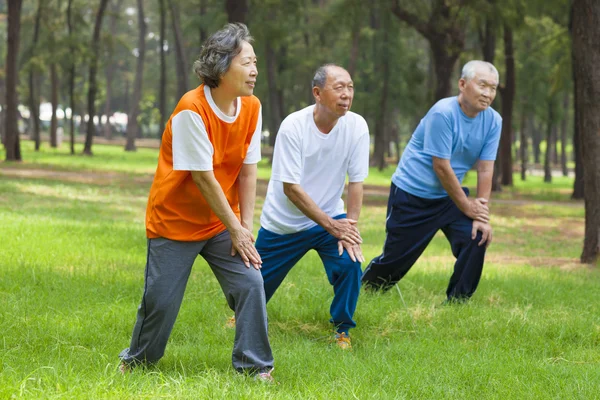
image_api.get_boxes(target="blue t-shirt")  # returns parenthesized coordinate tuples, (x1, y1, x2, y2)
(392, 96, 502, 199)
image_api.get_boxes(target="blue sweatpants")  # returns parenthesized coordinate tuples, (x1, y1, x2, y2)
(256, 215, 362, 334)
(362, 184, 487, 300)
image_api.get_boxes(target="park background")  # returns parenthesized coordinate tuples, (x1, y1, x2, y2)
(1, 0, 599, 398)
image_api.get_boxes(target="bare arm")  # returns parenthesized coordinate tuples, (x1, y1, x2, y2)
(237, 163, 257, 232)
(191, 170, 261, 269)
(338, 182, 365, 262)
(476, 160, 494, 201)
(432, 157, 489, 222)
(282, 182, 362, 244)
(345, 182, 363, 221)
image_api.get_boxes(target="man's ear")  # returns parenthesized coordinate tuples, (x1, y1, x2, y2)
(313, 86, 320, 102)
(458, 78, 466, 91)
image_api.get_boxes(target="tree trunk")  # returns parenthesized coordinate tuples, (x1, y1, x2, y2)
(572, 108, 584, 198)
(519, 108, 529, 181)
(199, 0, 207, 45)
(50, 63, 59, 148)
(67, 0, 76, 154)
(570, 4, 584, 199)
(125, 0, 146, 152)
(83, 0, 110, 156)
(543, 100, 555, 183)
(532, 122, 541, 165)
(430, 41, 460, 101)
(158, 0, 167, 141)
(348, 28, 360, 77)
(265, 38, 285, 151)
(560, 92, 569, 177)
(372, 14, 390, 170)
(499, 25, 514, 186)
(479, 15, 501, 191)
(169, 0, 188, 98)
(225, 0, 248, 23)
(479, 14, 496, 64)
(572, 0, 600, 263)
(29, 0, 43, 151)
(103, 0, 124, 140)
(4, 0, 23, 162)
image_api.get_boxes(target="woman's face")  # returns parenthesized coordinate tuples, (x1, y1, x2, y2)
(219, 41, 258, 97)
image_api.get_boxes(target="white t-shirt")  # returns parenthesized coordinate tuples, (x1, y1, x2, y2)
(171, 85, 262, 171)
(260, 105, 370, 234)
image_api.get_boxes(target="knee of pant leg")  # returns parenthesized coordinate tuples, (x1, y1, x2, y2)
(233, 269, 265, 297)
(470, 231, 484, 243)
(336, 258, 363, 278)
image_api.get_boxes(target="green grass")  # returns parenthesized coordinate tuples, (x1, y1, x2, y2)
(1, 142, 598, 399)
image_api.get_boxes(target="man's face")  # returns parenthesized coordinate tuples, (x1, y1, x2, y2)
(219, 41, 258, 97)
(315, 67, 354, 117)
(458, 67, 498, 113)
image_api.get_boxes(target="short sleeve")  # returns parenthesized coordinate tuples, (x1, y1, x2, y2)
(271, 130, 302, 184)
(348, 129, 370, 183)
(479, 117, 502, 161)
(422, 112, 453, 159)
(243, 105, 262, 164)
(172, 110, 214, 171)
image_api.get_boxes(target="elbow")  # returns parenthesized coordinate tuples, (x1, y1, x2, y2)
(432, 159, 446, 175)
(283, 183, 297, 199)
(191, 171, 213, 188)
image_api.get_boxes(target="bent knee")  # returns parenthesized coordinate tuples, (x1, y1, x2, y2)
(337, 258, 363, 277)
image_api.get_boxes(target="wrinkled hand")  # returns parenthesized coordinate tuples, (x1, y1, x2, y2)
(465, 198, 490, 223)
(230, 226, 262, 269)
(472, 220, 493, 248)
(337, 239, 365, 263)
(328, 218, 362, 245)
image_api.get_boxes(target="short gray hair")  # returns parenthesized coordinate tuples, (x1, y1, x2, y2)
(193, 23, 253, 88)
(312, 64, 342, 89)
(461, 60, 499, 82)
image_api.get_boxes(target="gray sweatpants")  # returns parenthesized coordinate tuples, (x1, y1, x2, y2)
(119, 231, 274, 372)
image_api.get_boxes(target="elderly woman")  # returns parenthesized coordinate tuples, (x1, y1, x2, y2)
(119, 23, 274, 381)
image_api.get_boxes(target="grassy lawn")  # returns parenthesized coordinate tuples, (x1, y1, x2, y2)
(1, 142, 598, 399)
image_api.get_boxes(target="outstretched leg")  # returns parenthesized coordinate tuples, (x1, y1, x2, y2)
(362, 185, 442, 291)
(120, 238, 202, 365)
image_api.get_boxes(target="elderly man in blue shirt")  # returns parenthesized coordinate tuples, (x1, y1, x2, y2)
(362, 60, 502, 302)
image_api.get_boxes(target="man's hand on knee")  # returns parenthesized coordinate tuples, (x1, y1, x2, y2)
(327, 218, 362, 244)
(338, 240, 365, 263)
(466, 198, 490, 223)
(472, 220, 493, 248)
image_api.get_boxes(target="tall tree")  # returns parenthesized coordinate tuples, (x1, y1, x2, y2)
(543, 98, 556, 183)
(28, 0, 44, 151)
(49, 62, 59, 147)
(391, 0, 467, 101)
(371, 5, 391, 170)
(4, 0, 24, 162)
(103, 0, 125, 140)
(499, 24, 515, 186)
(125, 0, 147, 151)
(264, 37, 285, 148)
(560, 92, 569, 177)
(569, 7, 584, 199)
(67, 0, 77, 154)
(169, 0, 189, 98)
(572, 0, 600, 263)
(158, 0, 167, 141)
(83, 0, 110, 155)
